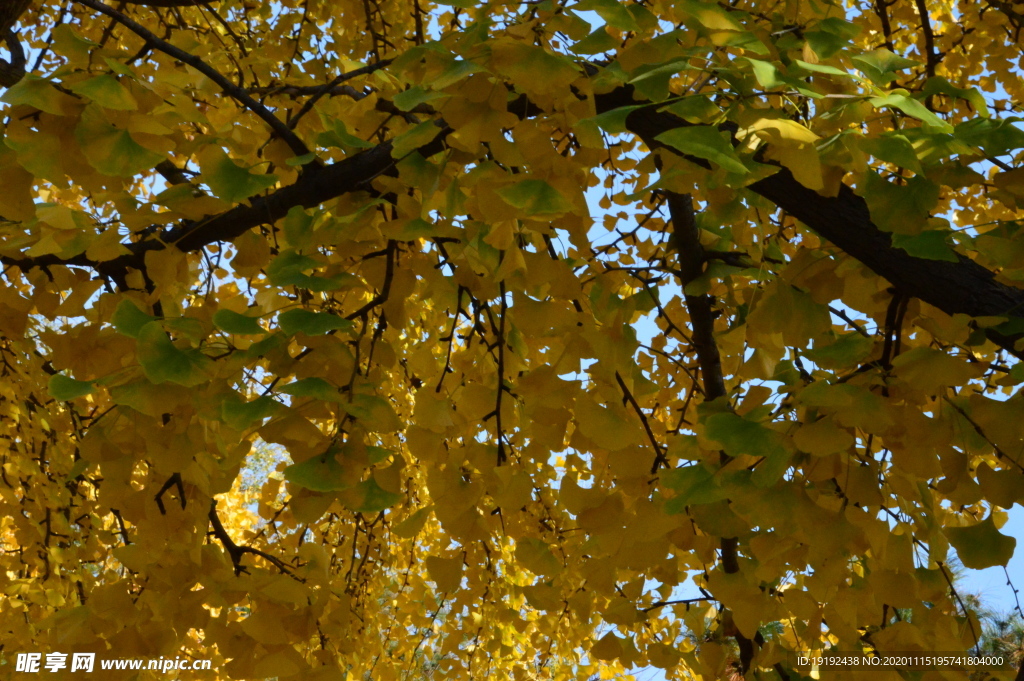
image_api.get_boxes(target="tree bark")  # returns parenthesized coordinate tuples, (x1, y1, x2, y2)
(602, 89, 1024, 356)
(4, 69, 1023, 355)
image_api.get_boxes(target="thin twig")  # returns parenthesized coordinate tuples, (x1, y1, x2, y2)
(615, 370, 669, 473)
(284, 59, 394, 129)
(207, 500, 301, 578)
(75, 0, 313, 158)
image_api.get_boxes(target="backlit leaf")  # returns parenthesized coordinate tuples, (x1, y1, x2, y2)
(497, 179, 574, 216)
(198, 146, 278, 203)
(945, 515, 1017, 569)
(212, 309, 266, 335)
(278, 309, 354, 336)
(655, 126, 749, 174)
(136, 321, 212, 387)
(48, 374, 96, 401)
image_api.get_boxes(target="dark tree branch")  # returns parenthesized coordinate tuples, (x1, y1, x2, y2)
(614, 370, 669, 473)
(602, 88, 1024, 358)
(120, 0, 211, 5)
(873, 0, 895, 52)
(346, 239, 398, 320)
(154, 472, 186, 514)
(281, 59, 394, 129)
(154, 159, 192, 186)
(641, 597, 714, 612)
(207, 500, 300, 577)
(666, 191, 757, 673)
(247, 60, 394, 98)
(666, 193, 729, 408)
(4, 65, 1024, 361)
(494, 280, 509, 466)
(0, 28, 28, 87)
(914, 0, 938, 79)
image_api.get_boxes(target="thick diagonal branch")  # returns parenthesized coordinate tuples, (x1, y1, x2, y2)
(605, 90, 1024, 358)
(1, 125, 449, 280)
(6, 66, 1024, 359)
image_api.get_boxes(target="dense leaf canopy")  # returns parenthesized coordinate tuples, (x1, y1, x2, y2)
(1, 0, 1023, 678)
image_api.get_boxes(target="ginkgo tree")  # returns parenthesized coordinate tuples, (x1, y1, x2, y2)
(0, 0, 1023, 678)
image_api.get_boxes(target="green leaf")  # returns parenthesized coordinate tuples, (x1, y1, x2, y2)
(804, 332, 874, 370)
(278, 309, 354, 336)
(103, 57, 137, 78)
(660, 96, 721, 124)
(396, 218, 438, 240)
(628, 59, 695, 101)
(860, 133, 923, 174)
(221, 394, 282, 430)
(393, 86, 446, 112)
(870, 92, 954, 133)
(316, 115, 376, 151)
(891, 231, 959, 262)
(431, 58, 481, 90)
(497, 179, 574, 216)
(267, 250, 321, 284)
(0, 75, 69, 115)
(662, 465, 728, 513)
(197, 146, 278, 203)
(816, 17, 861, 40)
(392, 121, 443, 159)
(285, 152, 317, 166)
(863, 172, 940, 235)
(792, 59, 852, 77)
(945, 515, 1017, 569)
(281, 206, 316, 249)
(955, 118, 1024, 158)
(284, 450, 353, 492)
(655, 126, 749, 174)
(516, 537, 561, 576)
(48, 374, 96, 401)
(164, 317, 207, 344)
(804, 29, 852, 60)
(244, 332, 287, 360)
(921, 77, 989, 117)
(280, 377, 345, 403)
(212, 309, 266, 335)
(852, 49, 920, 84)
(746, 58, 785, 89)
(343, 394, 402, 432)
(75, 104, 163, 177)
(574, 0, 640, 31)
(344, 477, 403, 513)
(63, 458, 91, 483)
(704, 412, 788, 461)
(68, 75, 137, 110)
(677, 0, 743, 31)
(267, 249, 360, 291)
(136, 321, 212, 387)
(587, 104, 644, 134)
(571, 27, 619, 55)
(366, 446, 391, 464)
(52, 24, 98, 63)
(111, 299, 157, 338)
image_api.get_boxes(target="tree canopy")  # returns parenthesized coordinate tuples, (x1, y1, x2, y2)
(1, 0, 1023, 678)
